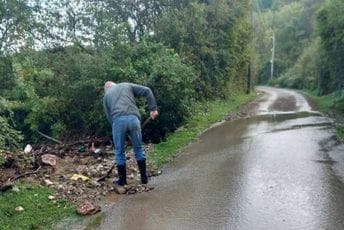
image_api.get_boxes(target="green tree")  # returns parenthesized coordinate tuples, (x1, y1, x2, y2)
(317, 0, 344, 94)
(0, 57, 15, 95)
(272, 38, 321, 89)
(0, 0, 256, 144)
(254, 0, 324, 82)
(0, 0, 37, 54)
(88, 0, 168, 43)
(155, 0, 252, 98)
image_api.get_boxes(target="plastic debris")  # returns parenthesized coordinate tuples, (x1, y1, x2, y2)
(70, 174, 90, 181)
(78, 145, 86, 152)
(24, 144, 32, 154)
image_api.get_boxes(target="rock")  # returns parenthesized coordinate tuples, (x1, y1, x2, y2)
(96, 164, 104, 171)
(41, 154, 58, 167)
(88, 168, 99, 177)
(59, 149, 65, 155)
(44, 179, 54, 186)
(48, 195, 55, 200)
(128, 166, 138, 173)
(75, 165, 88, 174)
(128, 173, 135, 179)
(12, 185, 20, 192)
(142, 185, 154, 191)
(90, 180, 101, 187)
(15, 206, 24, 212)
(127, 189, 137, 195)
(57, 184, 65, 191)
(76, 201, 101, 215)
(114, 186, 126, 194)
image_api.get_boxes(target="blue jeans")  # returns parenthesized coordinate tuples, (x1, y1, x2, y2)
(112, 115, 146, 166)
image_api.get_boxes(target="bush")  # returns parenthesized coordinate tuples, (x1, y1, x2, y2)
(334, 97, 344, 114)
(0, 97, 23, 150)
(0, 116, 23, 151)
(129, 41, 197, 142)
(7, 43, 197, 143)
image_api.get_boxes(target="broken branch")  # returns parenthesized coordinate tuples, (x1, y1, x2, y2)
(9, 166, 42, 182)
(37, 130, 63, 144)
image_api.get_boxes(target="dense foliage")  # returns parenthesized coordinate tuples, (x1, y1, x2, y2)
(0, 93, 23, 150)
(317, 0, 344, 95)
(0, 0, 253, 147)
(254, 0, 343, 100)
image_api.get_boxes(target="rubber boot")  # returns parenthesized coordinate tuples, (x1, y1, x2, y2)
(115, 164, 127, 186)
(137, 160, 148, 184)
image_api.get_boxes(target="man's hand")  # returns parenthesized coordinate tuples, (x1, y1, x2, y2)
(150, 110, 159, 120)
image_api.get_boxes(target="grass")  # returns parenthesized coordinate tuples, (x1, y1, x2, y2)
(303, 91, 336, 113)
(336, 125, 344, 142)
(85, 213, 105, 230)
(0, 181, 76, 230)
(302, 90, 344, 141)
(149, 92, 257, 167)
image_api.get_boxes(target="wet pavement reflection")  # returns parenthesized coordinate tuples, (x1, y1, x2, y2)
(99, 87, 344, 230)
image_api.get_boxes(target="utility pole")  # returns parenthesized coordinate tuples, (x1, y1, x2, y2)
(270, 30, 275, 81)
(246, 63, 251, 94)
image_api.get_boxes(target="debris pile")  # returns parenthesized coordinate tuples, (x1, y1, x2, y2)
(0, 139, 162, 214)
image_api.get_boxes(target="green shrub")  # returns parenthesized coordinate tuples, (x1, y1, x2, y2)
(337, 126, 344, 141)
(333, 94, 344, 114)
(129, 41, 197, 142)
(0, 116, 23, 151)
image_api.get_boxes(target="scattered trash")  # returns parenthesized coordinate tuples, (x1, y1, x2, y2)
(0, 141, 161, 205)
(48, 195, 55, 200)
(92, 148, 102, 158)
(78, 145, 86, 153)
(24, 144, 32, 154)
(70, 174, 90, 182)
(90, 142, 103, 158)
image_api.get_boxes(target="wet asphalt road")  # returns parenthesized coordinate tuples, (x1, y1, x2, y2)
(98, 87, 344, 230)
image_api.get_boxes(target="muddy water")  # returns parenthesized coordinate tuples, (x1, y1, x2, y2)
(98, 87, 344, 230)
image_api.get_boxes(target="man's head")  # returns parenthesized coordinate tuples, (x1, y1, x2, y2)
(104, 81, 116, 91)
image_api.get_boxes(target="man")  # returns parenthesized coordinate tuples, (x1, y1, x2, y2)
(103, 81, 159, 186)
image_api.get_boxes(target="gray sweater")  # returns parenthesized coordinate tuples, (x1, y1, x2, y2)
(103, 83, 157, 123)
